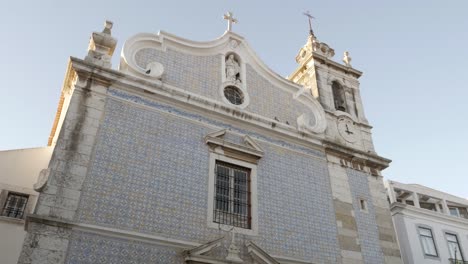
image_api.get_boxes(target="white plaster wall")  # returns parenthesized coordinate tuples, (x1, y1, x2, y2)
(0, 146, 53, 187)
(0, 146, 53, 264)
(0, 222, 28, 264)
(394, 213, 468, 264)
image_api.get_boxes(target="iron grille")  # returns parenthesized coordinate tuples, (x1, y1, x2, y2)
(214, 161, 251, 229)
(2, 193, 28, 219)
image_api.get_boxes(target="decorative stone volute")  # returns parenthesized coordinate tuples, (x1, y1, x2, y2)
(85, 20, 117, 68)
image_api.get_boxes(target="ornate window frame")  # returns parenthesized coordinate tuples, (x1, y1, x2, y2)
(205, 130, 261, 236)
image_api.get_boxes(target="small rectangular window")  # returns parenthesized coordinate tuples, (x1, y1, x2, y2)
(2, 193, 29, 219)
(359, 198, 368, 212)
(449, 207, 460, 217)
(214, 161, 251, 229)
(446, 233, 464, 261)
(418, 227, 438, 257)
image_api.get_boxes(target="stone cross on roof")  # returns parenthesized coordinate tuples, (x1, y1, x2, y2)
(303, 11, 315, 36)
(223, 11, 238, 32)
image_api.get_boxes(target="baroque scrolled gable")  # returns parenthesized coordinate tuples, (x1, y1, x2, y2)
(119, 30, 327, 136)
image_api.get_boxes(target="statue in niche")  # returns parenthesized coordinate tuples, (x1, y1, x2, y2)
(225, 54, 241, 84)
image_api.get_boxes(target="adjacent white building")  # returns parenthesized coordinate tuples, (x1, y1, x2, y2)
(386, 180, 468, 264)
(0, 147, 53, 264)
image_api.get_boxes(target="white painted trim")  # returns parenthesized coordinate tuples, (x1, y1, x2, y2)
(205, 136, 263, 158)
(391, 203, 468, 230)
(121, 31, 305, 94)
(270, 255, 315, 264)
(74, 222, 200, 249)
(119, 31, 328, 134)
(206, 153, 258, 236)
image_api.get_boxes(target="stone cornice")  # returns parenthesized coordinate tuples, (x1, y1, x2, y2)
(289, 52, 362, 82)
(390, 203, 468, 230)
(25, 214, 200, 249)
(312, 52, 363, 78)
(323, 140, 391, 170)
(47, 59, 77, 146)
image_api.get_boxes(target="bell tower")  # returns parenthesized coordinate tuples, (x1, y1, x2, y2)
(288, 24, 374, 154)
(288, 16, 403, 264)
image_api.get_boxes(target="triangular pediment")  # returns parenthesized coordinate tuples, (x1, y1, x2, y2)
(184, 237, 279, 264)
(246, 241, 280, 264)
(205, 130, 264, 160)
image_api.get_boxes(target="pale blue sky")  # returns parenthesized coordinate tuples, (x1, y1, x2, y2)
(1, 1, 467, 198)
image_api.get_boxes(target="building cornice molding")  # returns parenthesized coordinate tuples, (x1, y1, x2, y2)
(323, 140, 391, 171)
(390, 203, 468, 230)
(389, 181, 468, 206)
(69, 57, 329, 152)
(25, 214, 200, 249)
(312, 52, 363, 78)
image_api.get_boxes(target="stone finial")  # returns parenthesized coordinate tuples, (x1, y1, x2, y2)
(102, 20, 113, 34)
(225, 232, 243, 263)
(84, 20, 117, 68)
(343, 51, 352, 67)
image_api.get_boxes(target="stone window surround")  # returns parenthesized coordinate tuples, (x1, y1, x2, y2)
(207, 152, 258, 236)
(358, 197, 368, 213)
(416, 224, 440, 260)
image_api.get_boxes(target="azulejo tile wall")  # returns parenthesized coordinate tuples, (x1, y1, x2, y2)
(73, 90, 339, 262)
(347, 168, 384, 264)
(134, 48, 317, 129)
(66, 231, 183, 264)
(245, 64, 315, 128)
(135, 48, 222, 101)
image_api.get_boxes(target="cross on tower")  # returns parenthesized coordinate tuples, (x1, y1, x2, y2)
(223, 12, 238, 32)
(303, 11, 315, 36)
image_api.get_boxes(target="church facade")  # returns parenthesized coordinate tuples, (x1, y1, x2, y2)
(17, 16, 402, 264)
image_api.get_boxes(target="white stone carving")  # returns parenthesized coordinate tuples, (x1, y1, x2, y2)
(229, 39, 239, 49)
(225, 232, 243, 263)
(34, 168, 50, 192)
(143, 61, 164, 79)
(343, 51, 352, 67)
(85, 21, 117, 68)
(225, 54, 241, 83)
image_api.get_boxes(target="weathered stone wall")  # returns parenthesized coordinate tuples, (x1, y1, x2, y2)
(70, 89, 340, 263)
(327, 154, 402, 264)
(18, 78, 109, 264)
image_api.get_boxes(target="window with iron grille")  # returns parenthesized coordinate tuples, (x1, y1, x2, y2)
(214, 161, 251, 229)
(2, 193, 29, 219)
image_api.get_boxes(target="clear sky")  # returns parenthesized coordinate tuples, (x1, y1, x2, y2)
(1, 1, 467, 198)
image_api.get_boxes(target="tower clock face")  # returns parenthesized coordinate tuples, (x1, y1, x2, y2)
(337, 117, 358, 143)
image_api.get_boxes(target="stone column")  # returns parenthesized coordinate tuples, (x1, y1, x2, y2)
(412, 192, 420, 208)
(442, 199, 449, 215)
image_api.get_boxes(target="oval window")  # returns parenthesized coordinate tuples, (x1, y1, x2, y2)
(224, 86, 244, 105)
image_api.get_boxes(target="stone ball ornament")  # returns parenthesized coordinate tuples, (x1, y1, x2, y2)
(143, 61, 164, 79)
